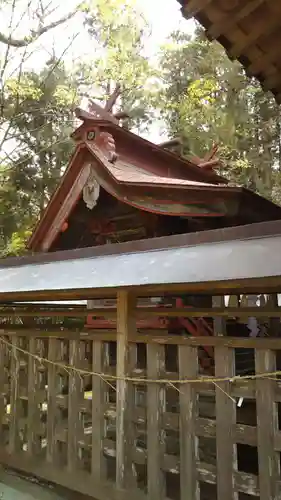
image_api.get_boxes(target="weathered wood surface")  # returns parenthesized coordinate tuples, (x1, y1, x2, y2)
(116, 290, 136, 489)
(8, 336, 21, 454)
(215, 346, 238, 500)
(67, 339, 83, 472)
(256, 349, 280, 500)
(179, 0, 281, 105)
(4, 328, 281, 350)
(91, 339, 106, 479)
(179, 345, 199, 500)
(1, 295, 281, 500)
(147, 343, 165, 500)
(46, 338, 59, 464)
(3, 305, 281, 318)
(212, 296, 226, 336)
(27, 338, 41, 456)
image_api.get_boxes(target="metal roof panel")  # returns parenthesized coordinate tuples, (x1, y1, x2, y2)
(1, 234, 281, 298)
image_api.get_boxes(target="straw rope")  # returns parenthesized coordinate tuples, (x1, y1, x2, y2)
(1, 336, 280, 387)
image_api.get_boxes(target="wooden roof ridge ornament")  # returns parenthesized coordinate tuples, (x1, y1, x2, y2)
(159, 138, 184, 156)
(159, 139, 223, 172)
(74, 84, 128, 127)
(189, 143, 223, 172)
(74, 85, 128, 165)
(78, 86, 124, 211)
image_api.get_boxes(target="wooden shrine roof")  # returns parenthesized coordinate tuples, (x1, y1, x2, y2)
(27, 100, 281, 252)
(2, 219, 281, 300)
(85, 142, 219, 188)
(179, 0, 281, 103)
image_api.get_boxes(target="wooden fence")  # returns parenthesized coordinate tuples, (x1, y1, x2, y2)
(1, 291, 281, 500)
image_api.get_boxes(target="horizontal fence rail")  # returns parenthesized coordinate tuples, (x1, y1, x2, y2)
(2, 306, 281, 318)
(0, 292, 281, 500)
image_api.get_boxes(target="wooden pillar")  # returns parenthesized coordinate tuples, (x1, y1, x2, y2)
(116, 290, 136, 489)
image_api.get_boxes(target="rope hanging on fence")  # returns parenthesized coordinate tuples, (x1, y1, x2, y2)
(1, 336, 280, 387)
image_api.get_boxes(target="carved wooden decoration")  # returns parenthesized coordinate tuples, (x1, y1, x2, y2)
(189, 143, 223, 172)
(94, 131, 117, 164)
(75, 84, 123, 126)
(83, 167, 100, 210)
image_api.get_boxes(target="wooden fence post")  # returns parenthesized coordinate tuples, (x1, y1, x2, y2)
(212, 296, 226, 336)
(91, 339, 106, 480)
(27, 338, 41, 456)
(178, 345, 199, 500)
(256, 349, 280, 500)
(68, 339, 83, 472)
(215, 346, 238, 500)
(47, 338, 59, 464)
(0, 336, 6, 447)
(147, 343, 165, 500)
(8, 336, 20, 454)
(267, 294, 280, 337)
(116, 290, 136, 489)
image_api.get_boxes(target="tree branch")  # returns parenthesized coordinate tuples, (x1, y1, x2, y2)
(0, 7, 81, 47)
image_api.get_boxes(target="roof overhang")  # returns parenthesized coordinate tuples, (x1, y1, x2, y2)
(2, 219, 281, 301)
(179, 0, 281, 103)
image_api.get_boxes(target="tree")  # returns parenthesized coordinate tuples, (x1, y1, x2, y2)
(0, 0, 83, 47)
(79, 0, 158, 131)
(1, 59, 79, 255)
(0, 0, 86, 256)
(157, 28, 281, 201)
(0, 0, 156, 256)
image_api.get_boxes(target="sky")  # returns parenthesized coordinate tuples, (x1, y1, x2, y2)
(136, 0, 195, 47)
(58, 0, 195, 64)
(0, 0, 195, 72)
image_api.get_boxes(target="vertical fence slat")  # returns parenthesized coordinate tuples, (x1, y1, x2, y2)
(8, 336, 20, 454)
(27, 337, 40, 455)
(215, 346, 238, 500)
(255, 349, 280, 500)
(178, 345, 199, 500)
(47, 338, 59, 464)
(128, 342, 138, 488)
(116, 290, 136, 489)
(91, 339, 106, 479)
(212, 296, 226, 336)
(0, 336, 6, 445)
(147, 343, 165, 500)
(268, 294, 280, 337)
(68, 339, 82, 471)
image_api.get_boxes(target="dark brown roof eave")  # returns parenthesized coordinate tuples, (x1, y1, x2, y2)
(179, 0, 281, 104)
